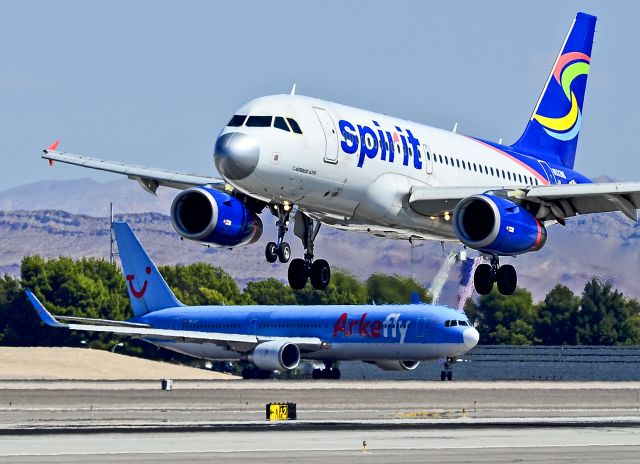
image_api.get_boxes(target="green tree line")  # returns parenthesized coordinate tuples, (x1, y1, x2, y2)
(466, 282, 640, 345)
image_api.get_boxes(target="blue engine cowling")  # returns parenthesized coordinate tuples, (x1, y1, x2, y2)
(452, 194, 546, 255)
(170, 187, 263, 247)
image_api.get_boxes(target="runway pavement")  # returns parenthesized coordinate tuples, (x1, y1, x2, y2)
(1, 381, 640, 462)
(1, 428, 640, 463)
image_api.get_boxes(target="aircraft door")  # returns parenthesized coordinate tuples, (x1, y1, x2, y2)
(416, 317, 426, 337)
(423, 145, 434, 174)
(249, 318, 257, 335)
(313, 107, 339, 164)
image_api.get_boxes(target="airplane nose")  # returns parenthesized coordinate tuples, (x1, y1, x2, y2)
(213, 132, 260, 181)
(463, 327, 479, 349)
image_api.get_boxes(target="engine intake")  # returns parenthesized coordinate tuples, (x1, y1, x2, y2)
(374, 360, 420, 371)
(249, 341, 301, 371)
(453, 194, 546, 255)
(170, 187, 263, 247)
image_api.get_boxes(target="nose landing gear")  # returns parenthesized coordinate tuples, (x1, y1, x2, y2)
(474, 255, 517, 296)
(265, 205, 291, 264)
(288, 211, 331, 290)
(440, 357, 455, 381)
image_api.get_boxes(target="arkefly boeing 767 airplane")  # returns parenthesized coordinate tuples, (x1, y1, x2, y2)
(42, 12, 640, 295)
(26, 222, 479, 380)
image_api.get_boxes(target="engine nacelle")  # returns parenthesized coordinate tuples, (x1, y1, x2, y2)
(374, 360, 420, 371)
(170, 187, 263, 247)
(249, 341, 301, 371)
(453, 194, 547, 255)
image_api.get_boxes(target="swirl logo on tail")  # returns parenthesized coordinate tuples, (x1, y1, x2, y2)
(533, 52, 590, 141)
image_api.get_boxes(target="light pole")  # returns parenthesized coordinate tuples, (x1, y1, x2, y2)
(111, 342, 124, 353)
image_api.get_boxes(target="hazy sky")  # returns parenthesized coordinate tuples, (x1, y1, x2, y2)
(3, 0, 639, 190)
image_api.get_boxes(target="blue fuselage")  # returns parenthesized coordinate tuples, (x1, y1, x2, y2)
(134, 303, 479, 362)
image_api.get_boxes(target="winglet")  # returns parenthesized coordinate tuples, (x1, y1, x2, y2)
(46, 140, 60, 152)
(410, 292, 422, 304)
(25, 290, 67, 328)
(44, 140, 60, 166)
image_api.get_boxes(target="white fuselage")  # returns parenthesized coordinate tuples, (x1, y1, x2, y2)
(217, 94, 554, 241)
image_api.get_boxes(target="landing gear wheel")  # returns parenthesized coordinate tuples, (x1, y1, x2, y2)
(277, 242, 291, 263)
(496, 264, 517, 295)
(474, 263, 494, 295)
(310, 259, 331, 290)
(288, 258, 308, 289)
(265, 242, 278, 263)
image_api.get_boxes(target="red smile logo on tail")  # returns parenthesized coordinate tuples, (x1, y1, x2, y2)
(126, 266, 151, 299)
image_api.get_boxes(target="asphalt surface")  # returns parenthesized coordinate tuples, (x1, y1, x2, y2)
(1, 428, 640, 463)
(1, 381, 640, 463)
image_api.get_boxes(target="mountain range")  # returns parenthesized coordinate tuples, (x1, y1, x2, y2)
(1, 178, 640, 304)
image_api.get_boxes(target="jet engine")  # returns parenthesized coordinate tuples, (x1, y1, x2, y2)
(374, 360, 420, 371)
(170, 187, 263, 247)
(249, 341, 301, 371)
(452, 194, 546, 255)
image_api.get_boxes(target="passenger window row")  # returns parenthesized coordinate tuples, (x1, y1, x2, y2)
(260, 322, 322, 329)
(426, 150, 539, 186)
(340, 131, 539, 186)
(444, 320, 470, 327)
(183, 322, 241, 330)
(227, 114, 303, 134)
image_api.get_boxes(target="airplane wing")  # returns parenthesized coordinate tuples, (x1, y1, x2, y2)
(42, 142, 225, 194)
(408, 182, 640, 223)
(26, 291, 323, 353)
(525, 182, 640, 222)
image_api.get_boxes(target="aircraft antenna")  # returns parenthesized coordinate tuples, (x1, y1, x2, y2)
(290, 83, 296, 96)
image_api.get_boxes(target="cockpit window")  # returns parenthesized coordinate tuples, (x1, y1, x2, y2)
(246, 116, 273, 127)
(227, 114, 246, 127)
(287, 118, 303, 134)
(445, 319, 471, 327)
(274, 116, 290, 132)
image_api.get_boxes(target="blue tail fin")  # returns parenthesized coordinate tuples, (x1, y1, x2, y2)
(113, 221, 182, 316)
(511, 12, 596, 169)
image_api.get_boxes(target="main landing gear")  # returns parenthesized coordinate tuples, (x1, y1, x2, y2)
(288, 212, 330, 290)
(473, 255, 517, 296)
(264, 205, 331, 291)
(311, 361, 341, 380)
(241, 366, 272, 379)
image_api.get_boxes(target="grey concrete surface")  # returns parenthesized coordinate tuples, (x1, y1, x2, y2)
(2, 381, 640, 462)
(1, 428, 640, 463)
(2, 381, 640, 431)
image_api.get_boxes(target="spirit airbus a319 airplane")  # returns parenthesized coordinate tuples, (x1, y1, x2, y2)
(26, 221, 479, 380)
(43, 12, 640, 295)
